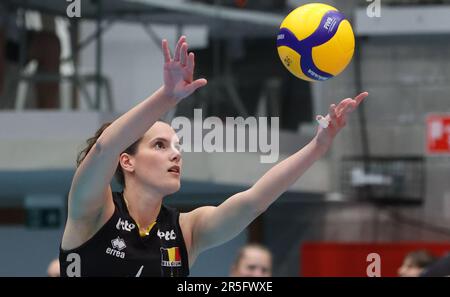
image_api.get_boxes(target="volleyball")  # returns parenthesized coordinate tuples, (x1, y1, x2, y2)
(277, 3, 355, 81)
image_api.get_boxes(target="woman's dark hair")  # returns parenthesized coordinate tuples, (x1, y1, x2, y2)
(404, 250, 436, 269)
(76, 122, 141, 188)
(233, 243, 272, 267)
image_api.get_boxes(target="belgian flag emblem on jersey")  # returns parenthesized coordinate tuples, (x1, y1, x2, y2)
(160, 247, 182, 267)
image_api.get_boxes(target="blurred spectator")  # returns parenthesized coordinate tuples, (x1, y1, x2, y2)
(0, 3, 60, 109)
(420, 252, 450, 277)
(47, 258, 60, 277)
(397, 250, 436, 277)
(230, 243, 272, 277)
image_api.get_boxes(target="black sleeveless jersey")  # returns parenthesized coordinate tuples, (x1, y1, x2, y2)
(59, 192, 189, 277)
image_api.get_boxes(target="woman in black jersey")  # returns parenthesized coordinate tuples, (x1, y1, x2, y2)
(60, 36, 368, 277)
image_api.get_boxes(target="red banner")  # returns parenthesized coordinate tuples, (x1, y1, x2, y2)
(426, 114, 450, 154)
(301, 242, 450, 277)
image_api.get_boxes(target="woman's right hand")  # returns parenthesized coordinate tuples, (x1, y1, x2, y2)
(161, 36, 207, 104)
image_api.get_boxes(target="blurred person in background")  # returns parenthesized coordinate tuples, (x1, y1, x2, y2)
(420, 252, 450, 277)
(230, 243, 272, 277)
(47, 258, 60, 277)
(0, 2, 60, 109)
(398, 250, 436, 277)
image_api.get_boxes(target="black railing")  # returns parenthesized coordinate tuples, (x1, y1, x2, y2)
(341, 156, 425, 206)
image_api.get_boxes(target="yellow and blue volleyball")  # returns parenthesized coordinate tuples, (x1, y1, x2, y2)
(277, 3, 355, 81)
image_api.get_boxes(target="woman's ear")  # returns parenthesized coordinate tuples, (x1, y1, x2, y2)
(119, 153, 135, 173)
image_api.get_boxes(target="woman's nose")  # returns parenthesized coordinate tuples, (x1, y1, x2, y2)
(170, 148, 181, 162)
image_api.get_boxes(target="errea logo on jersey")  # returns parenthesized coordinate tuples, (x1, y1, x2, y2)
(116, 217, 136, 232)
(105, 237, 127, 259)
(111, 237, 126, 250)
(157, 229, 176, 241)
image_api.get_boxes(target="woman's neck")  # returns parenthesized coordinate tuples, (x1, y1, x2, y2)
(123, 182, 163, 232)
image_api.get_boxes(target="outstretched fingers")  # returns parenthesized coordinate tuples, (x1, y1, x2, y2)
(180, 43, 188, 66)
(317, 92, 368, 129)
(162, 39, 171, 63)
(184, 78, 208, 95)
(335, 98, 352, 116)
(186, 52, 195, 72)
(329, 104, 337, 124)
(354, 92, 369, 107)
(344, 92, 368, 113)
(174, 36, 186, 62)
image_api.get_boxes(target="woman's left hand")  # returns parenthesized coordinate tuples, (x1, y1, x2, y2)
(315, 92, 369, 149)
(161, 36, 207, 104)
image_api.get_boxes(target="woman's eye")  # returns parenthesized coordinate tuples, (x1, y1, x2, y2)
(155, 141, 165, 149)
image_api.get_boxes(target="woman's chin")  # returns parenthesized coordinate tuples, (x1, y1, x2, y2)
(164, 181, 181, 195)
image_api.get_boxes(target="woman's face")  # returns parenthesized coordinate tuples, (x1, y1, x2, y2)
(231, 248, 272, 277)
(397, 258, 423, 277)
(123, 122, 182, 195)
